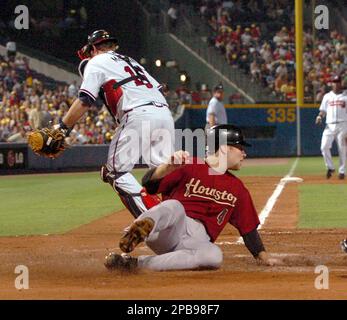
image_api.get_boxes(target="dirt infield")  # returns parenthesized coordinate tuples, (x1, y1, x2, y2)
(0, 175, 347, 299)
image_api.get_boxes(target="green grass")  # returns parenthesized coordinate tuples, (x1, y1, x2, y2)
(239, 156, 337, 177)
(0, 157, 345, 236)
(237, 158, 294, 177)
(238, 156, 347, 229)
(298, 184, 347, 228)
(0, 170, 146, 237)
(295, 157, 347, 229)
(293, 156, 331, 176)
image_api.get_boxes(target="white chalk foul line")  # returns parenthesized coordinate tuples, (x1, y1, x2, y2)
(235, 157, 300, 244)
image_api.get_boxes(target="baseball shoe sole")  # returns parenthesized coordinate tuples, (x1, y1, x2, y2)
(119, 217, 154, 253)
(326, 169, 335, 179)
(104, 252, 138, 271)
(341, 239, 347, 253)
(339, 173, 345, 180)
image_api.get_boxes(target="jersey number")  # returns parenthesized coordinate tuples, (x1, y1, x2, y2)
(124, 66, 153, 88)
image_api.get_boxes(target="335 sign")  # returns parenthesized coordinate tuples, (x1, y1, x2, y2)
(267, 108, 296, 123)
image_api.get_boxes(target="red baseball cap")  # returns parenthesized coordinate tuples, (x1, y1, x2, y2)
(331, 75, 341, 82)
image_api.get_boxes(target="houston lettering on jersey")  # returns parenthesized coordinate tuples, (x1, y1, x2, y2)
(184, 178, 238, 207)
(158, 158, 260, 241)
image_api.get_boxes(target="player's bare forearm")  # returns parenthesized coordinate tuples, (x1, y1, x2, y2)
(315, 111, 326, 125)
(142, 151, 190, 194)
(142, 164, 176, 195)
(208, 114, 216, 127)
(318, 110, 326, 118)
(151, 150, 190, 180)
(62, 98, 90, 128)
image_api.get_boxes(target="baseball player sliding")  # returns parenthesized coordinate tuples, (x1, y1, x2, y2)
(28, 30, 175, 218)
(315, 75, 347, 180)
(104, 125, 283, 271)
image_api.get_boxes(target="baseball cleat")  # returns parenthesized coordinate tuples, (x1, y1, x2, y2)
(119, 218, 154, 253)
(338, 173, 345, 180)
(341, 239, 347, 253)
(104, 252, 138, 271)
(326, 169, 335, 179)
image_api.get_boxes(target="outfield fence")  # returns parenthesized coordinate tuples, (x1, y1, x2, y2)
(1, 103, 337, 173)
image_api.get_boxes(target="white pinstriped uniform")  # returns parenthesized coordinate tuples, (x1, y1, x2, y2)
(319, 90, 347, 174)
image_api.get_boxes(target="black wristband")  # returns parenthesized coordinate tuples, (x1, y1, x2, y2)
(142, 168, 161, 194)
(242, 228, 265, 258)
(59, 120, 72, 137)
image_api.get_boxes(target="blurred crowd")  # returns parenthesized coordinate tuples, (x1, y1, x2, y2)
(199, 0, 347, 102)
(0, 53, 117, 144)
(0, 51, 210, 145)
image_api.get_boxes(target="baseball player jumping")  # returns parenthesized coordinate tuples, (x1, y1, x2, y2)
(315, 75, 347, 180)
(60, 30, 175, 217)
(104, 125, 283, 271)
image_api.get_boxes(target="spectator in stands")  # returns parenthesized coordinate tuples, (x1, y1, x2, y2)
(250, 60, 261, 82)
(162, 83, 180, 116)
(6, 40, 16, 61)
(280, 79, 296, 101)
(200, 84, 212, 104)
(28, 102, 45, 129)
(275, 60, 288, 78)
(3, 70, 15, 91)
(78, 5, 88, 28)
(167, 4, 178, 31)
(176, 85, 191, 104)
(241, 28, 253, 47)
(274, 74, 287, 97)
(7, 126, 27, 142)
(260, 42, 273, 64)
(250, 23, 261, 41)
(68, 80, 78, 98)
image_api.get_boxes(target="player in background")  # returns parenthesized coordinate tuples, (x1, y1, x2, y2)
(57, 30, 175, 218)
(104, 124, 283, 271)
(205, 83, 228, 131)
(315, 75, 347, 180)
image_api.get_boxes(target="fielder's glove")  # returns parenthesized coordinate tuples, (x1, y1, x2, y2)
(27, 126, 69, 159)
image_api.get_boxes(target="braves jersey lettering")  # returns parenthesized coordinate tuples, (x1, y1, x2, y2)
(79, 51, 166, 119)
(319, 90, 347, 123)
(184, 178, 238, 206)
(157, 158, 260, 241)
(328, 101, 345, 108)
